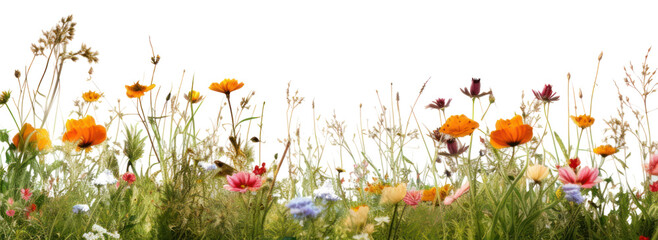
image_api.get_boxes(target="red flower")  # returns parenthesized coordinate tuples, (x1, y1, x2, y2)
(253, 163, 267, 176)
(20, 188, 32, 201)
(26, 203, 36, 219)
(122, 172, 137, 185)
(533, 84, 560, 103)
(568, 158, 581, 170)
(639, 236, 649, 240)
(650, 181, 658, 192)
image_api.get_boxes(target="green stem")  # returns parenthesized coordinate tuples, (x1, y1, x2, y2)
(387, 203, 399, 240)
(485, 147, 523, 239)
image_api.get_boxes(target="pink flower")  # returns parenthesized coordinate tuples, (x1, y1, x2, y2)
(122, 172, 137, 185)
(224, 172, 263, 193)
(644, 154, 658, 176)
(7, 198, 14, 206)
(403, 190, 422, 208)
(444, 182, 470, 205)
(558, 166, 602, 188)
(5, 210, 14, 217)
(20, 188, 32, 201)
(650, 181, 658, 192)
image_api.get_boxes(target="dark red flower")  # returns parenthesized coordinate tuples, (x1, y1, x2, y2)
(26, 203, 37, 219)
(532, 84, 560, 103)
(426, 98, 451, 110)
(639, 236, 649, 240)
(650, 181, 658, 192)
(568, 158, 581, 170)
(461, 78, 491, 98)
(253, 162, 266, 176)
(438, 138, 469, 157)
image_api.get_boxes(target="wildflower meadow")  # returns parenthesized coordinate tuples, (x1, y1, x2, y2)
(2, 14, 658, 240)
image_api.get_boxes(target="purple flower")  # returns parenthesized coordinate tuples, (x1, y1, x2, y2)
(562, 184, 584, 204)
(426, 98, 452, 110)
(286, 197, 322, 219)
(461, 78, 491, 98)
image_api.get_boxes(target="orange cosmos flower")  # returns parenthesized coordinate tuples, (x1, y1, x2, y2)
(570, 115, 595, 129)
(209, 78, 244, 95)
(62, 116, 107, 152)
(593, 144, 617, 157)
(184, 90, 203, 104)
(13, 123, 51, 151)
(125, 82, 156, 98)
(489, 115, 533, 149)
(439, 115, 479, 138)
(82, 91, 102, 103)
(421, 187, 436, 202)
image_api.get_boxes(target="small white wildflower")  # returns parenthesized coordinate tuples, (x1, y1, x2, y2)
(198, 162, 217, 171)
(82, 232, 100, 240)
(92, 169, 118, 186)
(92, 224, 107, 234)
(72, 204, 90, 214)
(374, 216, 390, 226)
(353, 233, 370, 240)
(106, 231, 120, 239)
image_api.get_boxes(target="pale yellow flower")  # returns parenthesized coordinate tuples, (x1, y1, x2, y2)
(380, 183, 407, 205)
(345, 205, 369, 229)
(525, 165, 549, 183)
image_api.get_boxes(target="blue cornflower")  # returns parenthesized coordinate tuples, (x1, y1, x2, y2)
(286, 197, 322, 219)
(562, 184, 584, 204)
(313, 181, 341, 202)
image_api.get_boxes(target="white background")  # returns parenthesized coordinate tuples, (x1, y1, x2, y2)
(1, 1, 657, 187)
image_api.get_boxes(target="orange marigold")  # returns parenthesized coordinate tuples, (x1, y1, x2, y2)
(125, 82, 156, 98)
(490, 115, 533, 149)
(13, 123, 51, 151)
(82, 91, 102, 103)
(209, 78, 244, 95)
(62, 116, 107, 152)
(593, 144, 617, 157)
(439, 115, 479, 138)
(570, 115, 595, 129)
(421, 187, 436, 202)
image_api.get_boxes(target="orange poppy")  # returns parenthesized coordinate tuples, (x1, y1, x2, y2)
(184, 90, 203, 104)
(13, 123, 51, 151)
(421, 187, 436, 201)
(125, 82, 156, 98)
(489, 115, 533, 149)
(209, 78, 244, 94)
(570, 115, 595, 129)
(82, 91, 102, 103)
(62, 116, 107, 152)
(439, 115, 479, 138)
(593, 144, 617, 157)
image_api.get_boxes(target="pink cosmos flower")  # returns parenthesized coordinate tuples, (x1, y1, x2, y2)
(122, 172, 137, 185)
(20, 188, 32, 201)
(444, 182, 470, 205)
(224, 171, 263, 193)
(403, 190, 422, 208)
(558, 166, 602, 188)
(644, 154, 658, 176)
(5, 210, 14, 217)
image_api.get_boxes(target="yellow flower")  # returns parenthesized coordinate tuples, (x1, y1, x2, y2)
(593, 144, 617, 158)
(525, 165, 549, 183)
(345, 205, 369, 229)
(380, 183, 407, 205)
(570, 115, 595, 129)
(439, 115, 479, 138)
(555, 186, 563, 199)
(438, 184, 453, 201)
(82, 91, 102, 103)
(490, 115, 533, 149)
(209, 78, 244, 95)
(125, 82, 156, 98)
(12, 123, 51, 151)
(184, 90, 203, 104)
